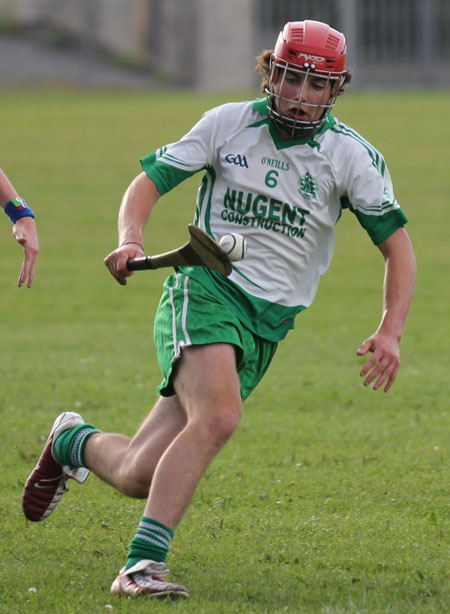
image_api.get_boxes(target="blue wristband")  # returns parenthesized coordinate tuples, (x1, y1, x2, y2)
(4, 197, 35, 223)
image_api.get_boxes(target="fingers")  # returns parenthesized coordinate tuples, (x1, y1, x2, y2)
(13, 218, 39, 288)
(18, 255, 37, 288)
(104, 244, 143, 286)
(18, 242, 39, 287)
(381, 363, 399, 393)
(356, 338, 372, 356)
(360, 357, 396, 392)
(104, 251, 130, 285)
(357, 335, 400, 393)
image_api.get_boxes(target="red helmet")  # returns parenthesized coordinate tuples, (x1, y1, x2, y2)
(267, 21, 348, 137)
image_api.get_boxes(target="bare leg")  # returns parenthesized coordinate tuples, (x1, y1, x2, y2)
(84, 394, 187, 497)
(144, 343, 242, 528)
(84, 342, 241, 529)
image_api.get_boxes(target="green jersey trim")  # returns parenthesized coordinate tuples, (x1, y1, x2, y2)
(251, 98, 336, 151)
(194, 166, 217, 236)
(251, 97, 270, 116)
(331, 123, 386, 176)
(231, 264, 267, 292)
(341, 196, 408, 245)
(177, 265, 307, 342)
(141, 151, 197, 195)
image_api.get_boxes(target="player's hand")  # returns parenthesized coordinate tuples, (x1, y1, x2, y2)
(357, 332, 400, 393)
(13, 217, 39, 288)
(104, 243, 144, 286)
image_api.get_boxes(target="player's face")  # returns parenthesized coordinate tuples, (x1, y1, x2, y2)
(272, 68, 334, 126)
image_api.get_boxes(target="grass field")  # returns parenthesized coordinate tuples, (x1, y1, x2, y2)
(0, 89, 449, 614)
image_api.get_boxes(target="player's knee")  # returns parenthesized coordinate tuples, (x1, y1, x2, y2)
(199, 403, 242, 446)
(116, 462, 153, 499)
(122, 476, 150, 498)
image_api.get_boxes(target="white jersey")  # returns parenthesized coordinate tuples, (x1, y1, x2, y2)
(142, 98, 407, 341)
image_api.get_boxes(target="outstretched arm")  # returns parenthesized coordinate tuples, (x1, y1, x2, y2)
(104, 172, 160, 285)
(0, 167, 39, 287)
(357, 227, 416, 392)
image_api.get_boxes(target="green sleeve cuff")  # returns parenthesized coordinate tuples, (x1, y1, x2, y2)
(353, 208, 409, 245)
(140, 152, 196, 195)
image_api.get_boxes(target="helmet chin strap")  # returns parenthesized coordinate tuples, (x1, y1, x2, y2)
(265, 90, 328, 138)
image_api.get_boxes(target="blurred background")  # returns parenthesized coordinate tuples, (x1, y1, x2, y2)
(0, 0, 449, 92)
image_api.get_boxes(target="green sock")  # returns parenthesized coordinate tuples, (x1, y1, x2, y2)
(53, 423, 101, 468)
(126, 517, 174, 570)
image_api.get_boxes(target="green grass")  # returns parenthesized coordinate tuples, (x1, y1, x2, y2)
(1, 89, 449, 614)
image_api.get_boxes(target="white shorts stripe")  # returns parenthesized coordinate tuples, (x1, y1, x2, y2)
(169, 274, 181, 357)
(181, 275, 191, 346)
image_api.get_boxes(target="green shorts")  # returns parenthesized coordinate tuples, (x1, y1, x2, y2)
(154, 273, 278, 400)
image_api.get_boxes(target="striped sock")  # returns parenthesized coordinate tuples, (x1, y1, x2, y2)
(126, 517, 174, 569)
(53, 424, 101, 468)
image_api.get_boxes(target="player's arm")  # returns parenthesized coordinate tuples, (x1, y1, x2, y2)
(0, 167, 16, 203)
(104, 172, 160, 285)
(357, 227, 416, 392)
(0, 167, 39, 288)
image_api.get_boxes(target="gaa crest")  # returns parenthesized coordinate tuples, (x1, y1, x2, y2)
(298, 172, 317, 200)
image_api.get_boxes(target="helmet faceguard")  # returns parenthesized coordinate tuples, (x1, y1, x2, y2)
(266, 21, 347, 138)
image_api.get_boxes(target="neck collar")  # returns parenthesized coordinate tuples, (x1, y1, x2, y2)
(252, 98, 335, 150)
